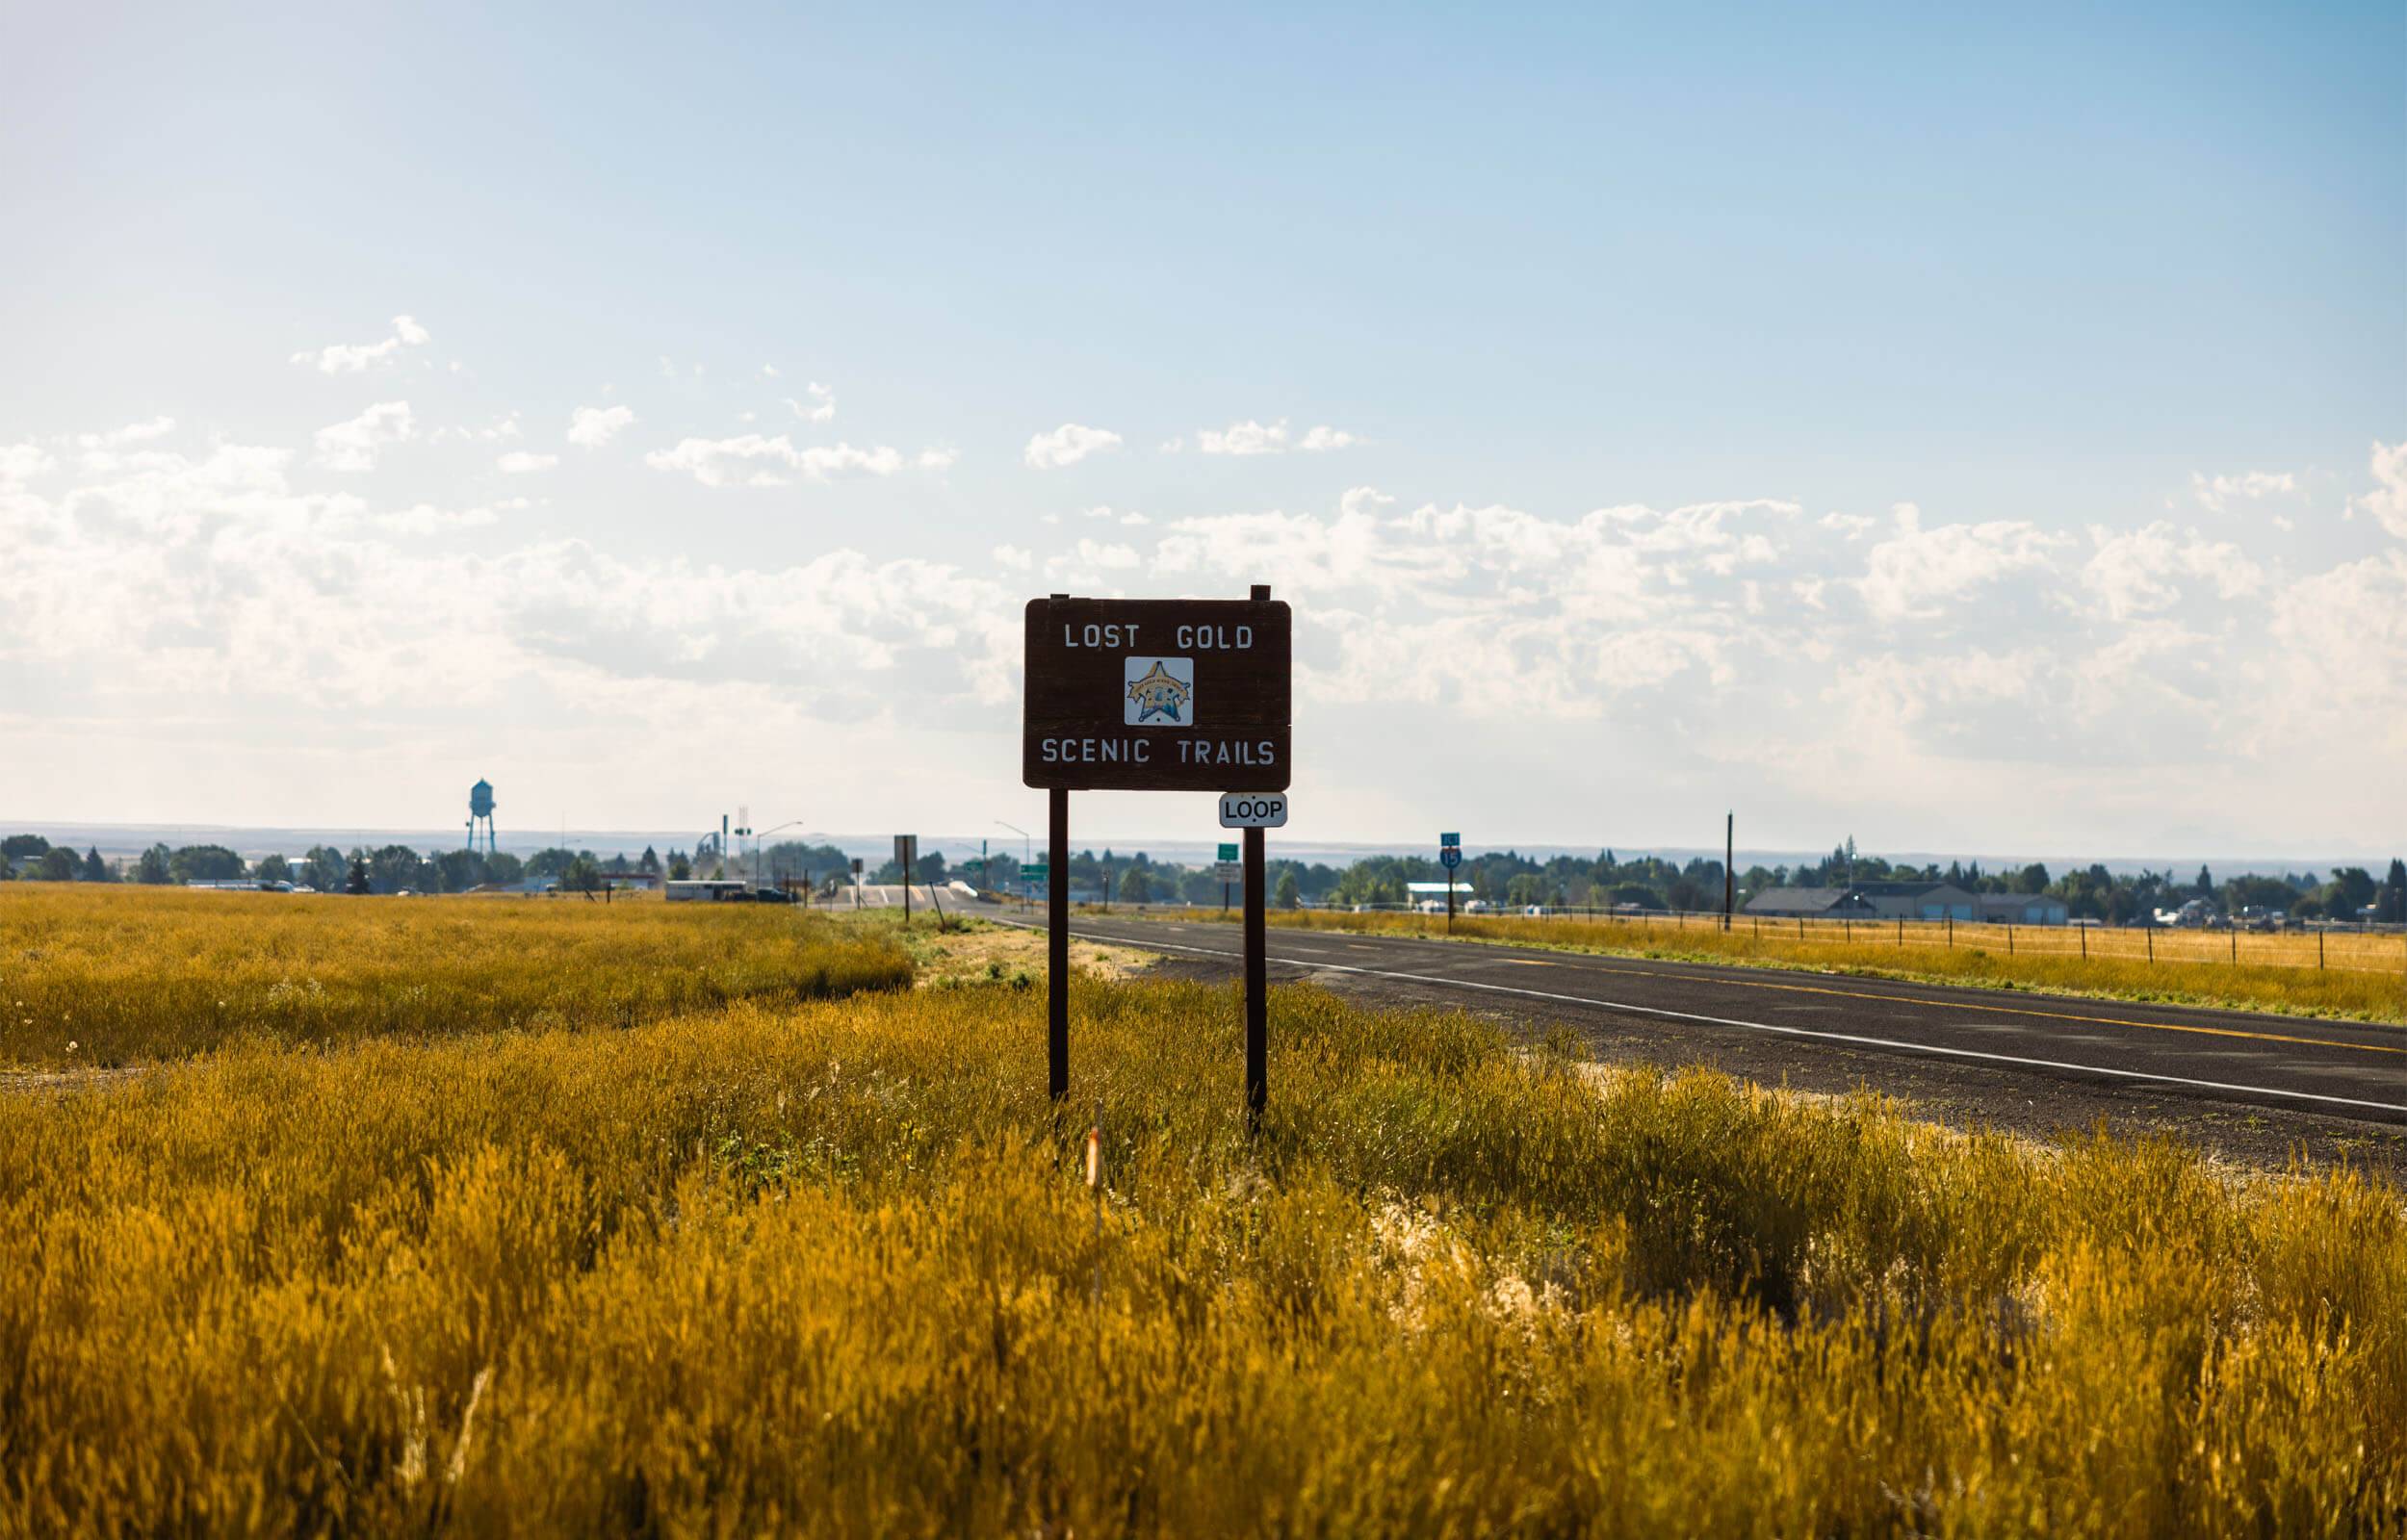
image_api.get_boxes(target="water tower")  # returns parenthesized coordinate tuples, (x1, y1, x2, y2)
(467, 779, 498, 856)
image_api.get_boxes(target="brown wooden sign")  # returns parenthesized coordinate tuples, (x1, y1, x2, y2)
(1022, 595, 1292, 791)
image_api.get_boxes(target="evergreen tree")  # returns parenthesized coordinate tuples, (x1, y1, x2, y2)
(136, 844, 172, 885)
(2378, 859, 2407, 924)
(80, 847, 110, 883)
(344, 855, 373, 895)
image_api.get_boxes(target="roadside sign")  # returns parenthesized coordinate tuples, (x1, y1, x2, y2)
(1020, 863, 1048, 882)
(1023, 583, 1284, 1129)
(1022, 596, 1291, 791)
(1217, 842, 1240, 861)
(1218, 793, 1288, 828)
(849, 858, 864, 875)
(1439, 847, 1462, 870)
(1438, 832, 1460, 847)
(1214, 861, 1243, 882)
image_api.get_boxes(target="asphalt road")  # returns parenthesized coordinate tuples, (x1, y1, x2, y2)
(985, 906, 2407, 1172)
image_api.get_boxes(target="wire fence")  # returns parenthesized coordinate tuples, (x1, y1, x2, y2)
(1188, 901, 2407, 978)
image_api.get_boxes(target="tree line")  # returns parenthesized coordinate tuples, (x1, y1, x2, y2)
(0, 836, 728, 896)
(9, 831, 2403, 923)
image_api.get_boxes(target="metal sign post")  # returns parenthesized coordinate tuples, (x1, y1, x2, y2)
(1024, 585, 1291, 1116)
(1723, 811, 1734, 932)
(1048, 789, 1069, 1098)
(893, 834, 917, 922)
(1439, 833, 1462, 934)
(1243, 823, 1267, 1128)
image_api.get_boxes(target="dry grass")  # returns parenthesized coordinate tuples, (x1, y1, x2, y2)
(0, 885, 913, 1070)
(847, 910, 1152, 988)
(1130, 906, 2407, 1026)
(2, 891, 2400, 1534)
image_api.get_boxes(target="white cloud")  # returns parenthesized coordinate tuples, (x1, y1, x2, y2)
(567, 404, 635, 449)
(2190, 469, 2297, 513)
(2080, 523, 2264, 621)
(0, 443, 55, 482)
(1023, 424, 1121, 470)
(75, 417, 175, 449)
(1198, 420, 1284, 456)
(643, 434, 908, 488)
(918, 446, 960, 471)
(1855, 504, 2061, 622)
(787, 383, 835, 424)
(374, 499, 524, 536)
(497, 451, 558, 475)
(761, 364, 781, 379)
(312, 401, 416, 473)
(12, 391, 2407, 849)
(2349, 439, 2407, 539)
(1196, 419, 1359, 455)
(431, 414, 521, 445)
(291, 316, 430, 374)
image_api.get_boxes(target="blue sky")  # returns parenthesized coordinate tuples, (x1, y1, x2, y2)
(2, 3, 2401, 857)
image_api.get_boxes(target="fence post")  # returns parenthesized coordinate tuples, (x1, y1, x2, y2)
(2147, 928, 2153, 964)
(2231, 927, 2238, 966)
(2081, 925, 2087, 961)
(2007, 924, 2014, 957)
(1897, 918, 1903, 949)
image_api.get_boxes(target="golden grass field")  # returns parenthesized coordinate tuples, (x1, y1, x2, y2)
(1123, 905, 2407, 1026)
(2, 887, 2402, 1534)
(0, 886, 912, 1070)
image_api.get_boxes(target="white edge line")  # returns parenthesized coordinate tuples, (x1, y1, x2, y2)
(999, 919, 2407, 1120)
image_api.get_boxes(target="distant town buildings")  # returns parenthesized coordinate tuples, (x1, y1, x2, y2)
(1746, 881, 2069, 925)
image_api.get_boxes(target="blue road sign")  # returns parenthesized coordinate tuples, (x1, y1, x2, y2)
(1439, 848, 1462, 870)
(1438, 832, 1460, 847)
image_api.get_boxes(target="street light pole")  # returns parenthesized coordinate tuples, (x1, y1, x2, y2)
(997, 819, 1030, 909)
(751, 820, 804, 895)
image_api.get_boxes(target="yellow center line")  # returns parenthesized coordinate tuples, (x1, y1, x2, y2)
(1510, 954, 2407, 1057)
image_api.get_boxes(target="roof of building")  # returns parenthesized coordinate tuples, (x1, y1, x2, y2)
(1744, 886, 1873, 914)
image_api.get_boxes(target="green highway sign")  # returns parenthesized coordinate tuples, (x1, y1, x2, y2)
(1218, 842, 1239, 861)
(1020, 864, 1048, 881)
